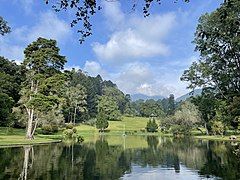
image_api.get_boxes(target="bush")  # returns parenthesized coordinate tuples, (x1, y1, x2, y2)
(66, 123, 74, 129)
(72, 127, 77, 133)
(96, 112, 109, 132)
(40, 124, 59, 135)
(211, 120, 224, 135)
(63, 129, 74, 138)
(170, 125, 189, 136)
(146, 119, 158, 132)
(63, 129, 84, 142)
(83, 119, 96, 126)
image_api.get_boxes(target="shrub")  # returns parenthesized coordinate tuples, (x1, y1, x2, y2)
(72, 127, 77, 133)
(40, 124, 59, 135)
(63, 129, 84, 142)
(211, 120, 224, 135)
(83, 118, 96, 126)
(66, 123, 74, 129)
(96, 112, 109, 132)
(63, 129, 74, 138)
(170, 125, 189, 136)
(41, 124, 54, 135)
(146, 119, 158, 132)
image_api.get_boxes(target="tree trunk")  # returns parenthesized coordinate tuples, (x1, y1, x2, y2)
(19, 146, 32, 180)
(31, 118, 38, 138)
(26, 79, 37, 140)
(26, 109, 34, 139)
(73, 107, 77, 125)
(205, 122, 209, 135)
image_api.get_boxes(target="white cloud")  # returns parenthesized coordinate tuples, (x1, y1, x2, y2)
(83, 61, 106, 77)
(0, 11, 71, 61)
(27, 12, 71, 43)
(93, 28, 169, 63)
(113, 62, 154, 95)
(102, 1, 125, 30)
(64, 65, 81, 71)
(90, 2, 190, 97)
(93, 2, 176, 64)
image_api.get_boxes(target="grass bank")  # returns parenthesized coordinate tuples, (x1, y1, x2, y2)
(1, 116, 240, 146)
(0, 127, 61, 147)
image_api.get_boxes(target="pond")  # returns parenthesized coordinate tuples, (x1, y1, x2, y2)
(0, 136, 240, 180)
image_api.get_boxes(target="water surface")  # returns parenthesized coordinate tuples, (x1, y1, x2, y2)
(0, 136, 239, 180)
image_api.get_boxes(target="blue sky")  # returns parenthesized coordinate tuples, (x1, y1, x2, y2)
(0, 0, 222, 97)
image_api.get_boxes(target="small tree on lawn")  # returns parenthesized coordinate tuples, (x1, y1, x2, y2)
(146, 118, 158, 133)
(96, 112, 109, 132)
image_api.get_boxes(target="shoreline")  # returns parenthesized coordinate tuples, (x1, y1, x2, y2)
(2, 133, 239, 147)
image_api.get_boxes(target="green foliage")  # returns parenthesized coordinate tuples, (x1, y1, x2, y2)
(0, 57, 25, 127)
(0, 93, 14, 126)
(0, 16, 11, 35)
(228, 96, 240, 130)
(170, 125, 188, 136)
(66, 123, 74, 129)
(167, 94, 175, 115)
(19, 37, 67, 139)
(63, 127, 84, 142)
(131, 99, 166, 117)
(211, 120, 224, 135)
(161, 101, 201, 135)
(41, 124, 58, 135)
(103, 87, 129, 114)
(63, 83, 87, 123)
(182, 0, 240, 97)
(173, 101, 201, 134)
(181, 0, 240, 132)
(96, 112, 109, 131)
(190, 88, 217, 131)
(145, 118, 158, 132)
(139, 99, 165, 117)
(160, 116, 174, 132)
(98, 96, 121, 121)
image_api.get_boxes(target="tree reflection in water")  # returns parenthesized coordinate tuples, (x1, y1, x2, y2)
(19, 146, 33, 180)
(0, 137, 240, 179)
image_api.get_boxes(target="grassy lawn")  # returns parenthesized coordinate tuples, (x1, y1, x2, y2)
(75, 116, 158, 136)
(1, 116, 240, 146)
(0, 127, 61, 146)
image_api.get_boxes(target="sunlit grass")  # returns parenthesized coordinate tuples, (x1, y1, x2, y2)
(0, 127, 61, 146)
(1, 116, 240, 146)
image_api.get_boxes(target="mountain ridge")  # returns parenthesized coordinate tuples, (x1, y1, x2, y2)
(131, 89, 202, 102)
(131, 93, 165, 101)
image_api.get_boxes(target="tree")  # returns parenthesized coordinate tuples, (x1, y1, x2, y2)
(139, 99, 164, 117)
(181, 0, 240, 128)
(0, 16, 10, 35)
(190, 88, 217, 134)
(96, 112, 109, 132)
(65, 84, 87, 124)
(0, 57, 25, 127)
(98, 96, 121, 121)
(146, 118, 158, 132)
(182, 0, 240, 97)
(171, 101, 201, 135)
(44, 0, 190, 43)
(167, 94, 175, 115)
(103, 86, 128, 114)
(20, 37, 66, 139)
(0, 57, 25, 103)
(0, 93, 14, 126)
